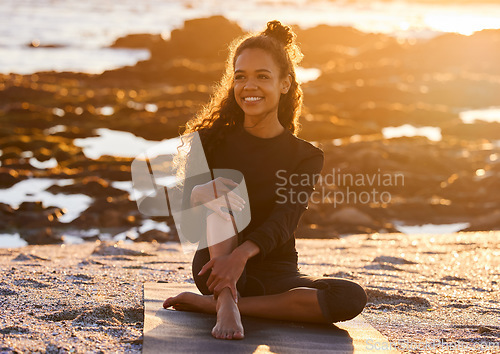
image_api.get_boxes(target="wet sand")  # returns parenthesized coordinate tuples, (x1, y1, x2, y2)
(1, 231, 499, 353)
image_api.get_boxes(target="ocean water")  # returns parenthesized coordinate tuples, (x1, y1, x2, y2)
(382, 125, 442, 141)
(1, 0, 500, 75)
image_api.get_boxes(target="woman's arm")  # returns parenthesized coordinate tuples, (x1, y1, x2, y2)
(244, 149, 324, 261)
(233, 239, 260, 260)
(199, 239, 259, 301)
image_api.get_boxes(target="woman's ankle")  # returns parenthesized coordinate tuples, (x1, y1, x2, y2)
(216, 288, 236, 310)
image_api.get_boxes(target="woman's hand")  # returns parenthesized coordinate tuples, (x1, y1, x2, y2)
(191, 177, 246, 221)
(198, 251, 246, 302)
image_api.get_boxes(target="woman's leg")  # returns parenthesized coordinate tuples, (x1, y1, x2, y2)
(191, 212, 245, 340)
(252, 272, 368, 324)
(165, 279, 367, 324)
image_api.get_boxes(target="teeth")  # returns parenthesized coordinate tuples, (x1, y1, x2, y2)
(244, 97, 263, 102)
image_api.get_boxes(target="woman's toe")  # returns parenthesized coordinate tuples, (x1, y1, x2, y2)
(163, 297, 173, 308)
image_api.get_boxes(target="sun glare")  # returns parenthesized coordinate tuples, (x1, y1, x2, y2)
(424, 13, 500, 36)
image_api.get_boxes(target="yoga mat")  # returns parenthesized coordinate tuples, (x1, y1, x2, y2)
(143, 283, 399, 353)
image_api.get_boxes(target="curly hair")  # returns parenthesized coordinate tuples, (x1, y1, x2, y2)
(182, 20, 304, 164)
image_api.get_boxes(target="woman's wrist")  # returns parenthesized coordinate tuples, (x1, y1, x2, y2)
(232, 240, 260, 262)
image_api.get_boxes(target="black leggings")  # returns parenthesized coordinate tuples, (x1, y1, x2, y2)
(192, 247, 367, 323)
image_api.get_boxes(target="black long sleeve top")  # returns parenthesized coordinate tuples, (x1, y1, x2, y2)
(201, 125, 324, 266)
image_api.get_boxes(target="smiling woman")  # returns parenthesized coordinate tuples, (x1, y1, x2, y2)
(163, 20, 367, 341)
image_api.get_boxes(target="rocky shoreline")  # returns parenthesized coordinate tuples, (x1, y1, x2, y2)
(1, 16, 500, 245)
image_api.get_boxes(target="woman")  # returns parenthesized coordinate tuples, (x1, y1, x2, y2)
(163, 20, 367, 340)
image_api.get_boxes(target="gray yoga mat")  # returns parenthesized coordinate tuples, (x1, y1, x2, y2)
(143, 283, 398, 353)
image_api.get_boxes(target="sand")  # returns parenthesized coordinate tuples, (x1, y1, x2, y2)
(1, 232, 499, 353)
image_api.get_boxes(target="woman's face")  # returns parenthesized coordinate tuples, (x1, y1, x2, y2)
(233, 48, 290, 123)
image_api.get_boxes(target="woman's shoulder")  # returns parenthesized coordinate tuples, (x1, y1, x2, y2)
(285, 134, 324, 175)
(287, 133, 324, 158)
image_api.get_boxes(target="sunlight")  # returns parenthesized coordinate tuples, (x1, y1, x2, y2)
(382, 125, 442, 141)
(424, 12, 500, 36)
(460, 107, 500, 124)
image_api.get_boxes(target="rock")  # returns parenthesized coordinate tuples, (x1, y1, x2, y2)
(99, 209, 123, 228)
(151, 16, 244, 61)
(0, 86, 53, 104)
(463, 210, 500, 232)
(442, 121, 500, 140)
(27, 41, 65, 48)
(0, 202, 15, 215)
(12, 203, 65, 228)
(407, 29, 500, 74)
(12, 253, 49, 262)
(20, 227, 62, 245)
(298, 119, 378, 140)
(46, 176, 126, 198)
(327, 207, 377, 228)
(372, 256, 417, 265)
(295, 224, 339, 239)
(134, 229, 171, 243)
(110, 33, 163, 49)
(477, 326, 497, 334)
(92, 242, 152, 256)
(0, 168, 22, 188)
(70, 197, 141, 229)
(296, 25, 394, 66)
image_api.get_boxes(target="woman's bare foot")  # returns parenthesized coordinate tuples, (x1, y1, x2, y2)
(163, 289, 244, 340)
(212, 288, 244, 340)
(163, 292, 216, 314)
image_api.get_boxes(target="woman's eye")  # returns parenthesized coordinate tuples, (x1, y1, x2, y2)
(259, 75, 269, 79)
(234, 75, 244, 80)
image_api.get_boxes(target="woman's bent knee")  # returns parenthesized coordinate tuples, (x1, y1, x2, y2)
(341, 281, 367, 321)
(315, 278, 367, 323)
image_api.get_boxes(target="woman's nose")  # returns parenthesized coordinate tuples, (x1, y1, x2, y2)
(244, 78, 258, 90)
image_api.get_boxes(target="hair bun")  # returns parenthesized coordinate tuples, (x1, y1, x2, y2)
(262, 20, 294, 47)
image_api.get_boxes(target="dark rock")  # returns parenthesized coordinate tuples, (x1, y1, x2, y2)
(0, 287, 18, 296)
(12, 254, 48, 262)
(442, 121, 500, 140)
(92, 242, 152, 256)
(151, 16, 244, 61)
(295, 225, 339, 239)
(463, 210, 500, 232)
(372, 256, 417, 265)
(11, 202, 65, 229)
(20, 228, 62, 245)
(0, 86, 53, 104)
(46, 176, 127, 198)
(27, 41, 65, 48)
(135, 229, 172, 243)
(0, 326, 30, 334)
(110, 33, 163, 49)
(0, 168, 23, 188)
(327, 207, 378, 228)
(299, 119, 378, 140)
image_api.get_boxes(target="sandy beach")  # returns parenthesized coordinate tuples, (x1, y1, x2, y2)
(1, 231, 499, 353)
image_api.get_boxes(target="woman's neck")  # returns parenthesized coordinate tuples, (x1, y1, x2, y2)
(243, 114, 285, 138)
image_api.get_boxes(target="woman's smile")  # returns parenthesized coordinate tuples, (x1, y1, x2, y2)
(242, 96, 264, 104)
